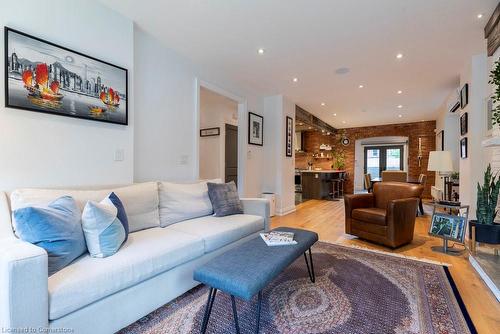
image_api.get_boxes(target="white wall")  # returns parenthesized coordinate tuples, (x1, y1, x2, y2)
(0, 0, 134, 190)
(133, 28, 265, 197)
(199, 87, 238, 180)
(263, 95, 296, 215)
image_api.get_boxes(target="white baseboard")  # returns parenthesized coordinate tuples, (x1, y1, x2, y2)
(276, 205, 296, 216)
(469, 254, 500, 302)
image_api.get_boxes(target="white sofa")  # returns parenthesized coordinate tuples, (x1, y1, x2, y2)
(0, 181, 270, 334)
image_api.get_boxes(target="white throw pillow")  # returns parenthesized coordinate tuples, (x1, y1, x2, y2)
(159, 179, 221, 227)
(10, 182, 160, 233)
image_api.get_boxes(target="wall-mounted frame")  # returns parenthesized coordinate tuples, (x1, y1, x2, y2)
(436, 130, 444, 151)
(460, 112, 468, 136)
(286, 116, 293, 157)
(200, 127, 220, 137)
(248, 112, 263, 146)
(460, 83, 469, 109)
(5, 27, 128, 125)
(460, 137, 468, 159)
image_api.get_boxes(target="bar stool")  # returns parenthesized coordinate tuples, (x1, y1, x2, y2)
(331, 172, 345, 199)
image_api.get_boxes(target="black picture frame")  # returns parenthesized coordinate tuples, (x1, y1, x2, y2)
(5, 27, 128, 125)
(286, 116, 293, 157)
(200, 127, 220, 137)
(436, 130, 444, 151)
(460, 83, 469, 109)
(460, 112, 468, 136)
(460, 137, 468, 159)
(248, 112, 263, 146)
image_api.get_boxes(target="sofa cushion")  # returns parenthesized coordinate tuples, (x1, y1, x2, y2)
(10, 182, 159, 233)
(48, 227, 204, 320)
(352, 207, 387, 226)
(167, 214, 264, 253)
(158, 180, 220, 227)
(207, 181, 243, 217)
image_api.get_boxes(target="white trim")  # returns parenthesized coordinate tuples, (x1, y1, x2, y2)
(195, 78, 247, 195)
(276, 206, 296, 216)
(469, 254, 500, 302)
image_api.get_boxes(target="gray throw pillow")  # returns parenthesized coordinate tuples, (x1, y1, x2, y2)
(207, 181, 243, 217)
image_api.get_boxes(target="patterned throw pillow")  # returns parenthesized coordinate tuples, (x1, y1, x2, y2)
(13, 196, 87, 276)
(207, 181, 243, 217)
(82, 192, 128, 258)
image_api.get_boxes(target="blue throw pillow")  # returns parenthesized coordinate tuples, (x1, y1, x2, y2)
(13, 196, 87, 276)
(108, 192, 129, 242)
(82, 193, 128, 258)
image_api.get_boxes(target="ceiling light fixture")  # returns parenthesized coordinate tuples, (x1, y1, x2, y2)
(359, 84, 364, 88)
(396, 53, 403, 59)
(257, 48, 265, 55)
(397, 90, 403, 94)
(333, 113, 337, 116)
(477, 13, 483, 19)
(292, 77, 298, 82)
(398, 114, 403, 118)
(397, 105, 403, 109)
(321, 102, 326, 106)
(342, 121, 346, 124)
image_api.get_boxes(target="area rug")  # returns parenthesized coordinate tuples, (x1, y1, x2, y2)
(119, 242, 476, 334)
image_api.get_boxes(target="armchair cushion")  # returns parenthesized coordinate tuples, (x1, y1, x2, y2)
(352, 208, 387, 226)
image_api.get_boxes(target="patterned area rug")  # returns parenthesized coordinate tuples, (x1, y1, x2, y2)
(119, 242, 475, 334)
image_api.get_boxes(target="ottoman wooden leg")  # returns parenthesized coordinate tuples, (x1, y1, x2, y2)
(304, 248, 316, 283)
(200, 288, 217, 334)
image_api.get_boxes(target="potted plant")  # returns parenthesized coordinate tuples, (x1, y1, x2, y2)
(470, 164, 500, 244)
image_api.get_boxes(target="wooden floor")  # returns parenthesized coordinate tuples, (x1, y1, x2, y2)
(271, 199, 500, 334)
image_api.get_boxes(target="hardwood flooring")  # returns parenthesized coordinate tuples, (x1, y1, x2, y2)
(271, 199, 500, 334)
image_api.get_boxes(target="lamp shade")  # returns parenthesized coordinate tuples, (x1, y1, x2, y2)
(427, 151, 453, 172)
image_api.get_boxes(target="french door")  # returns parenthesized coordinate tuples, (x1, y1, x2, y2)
(364, 145, 404, 179)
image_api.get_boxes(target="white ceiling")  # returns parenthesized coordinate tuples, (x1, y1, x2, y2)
(100, 0, 498, 128)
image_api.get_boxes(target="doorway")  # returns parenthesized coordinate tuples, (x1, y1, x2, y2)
(364, 145, 404, 179)
(225, 124, 238, 184)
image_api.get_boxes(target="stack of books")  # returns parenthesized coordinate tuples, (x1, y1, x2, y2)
(260, 231, 297, 246)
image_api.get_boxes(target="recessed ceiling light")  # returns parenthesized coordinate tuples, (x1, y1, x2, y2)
(361, 109, 367, 113)
(398, 114, 403, 118)
(335, 67, 350, 75)
(333, 113, 337, 116)
(359, 84, 364, 88)
(397, 105, 403, 109)
(477, 13, 483, 19)
(421, 119, 425, 122)
(342, 121, 346, 124)
(321, 102, 326, 106)
(298, 122, 303, 126)
(397, 90, 403, 94)
(308, 126, 312, 129)
(257, 48, 265, 54)
(292, 77, 298, 82)
(396, 53, 403, 59)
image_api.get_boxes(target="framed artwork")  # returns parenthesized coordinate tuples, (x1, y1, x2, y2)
(5, 27, 128, 125)
(429, 212, 466, 243)
(286, 116, 293, 157)
(248, 112, 263, 146)
(436, 130, 444, 151)
(460, 112, 468, 135)
(460, 137, 468, 159)
(200, 127, 220, 137)
(460, 83, 469, 109)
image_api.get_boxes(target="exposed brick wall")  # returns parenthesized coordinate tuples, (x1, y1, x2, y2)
(296, 121, 436, 198)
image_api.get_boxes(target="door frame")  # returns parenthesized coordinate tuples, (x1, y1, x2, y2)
(195, 78, 246, 195)
(363, 145, 404, 177)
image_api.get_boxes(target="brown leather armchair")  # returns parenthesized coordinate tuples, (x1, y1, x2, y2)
(344, 182, 424, 248)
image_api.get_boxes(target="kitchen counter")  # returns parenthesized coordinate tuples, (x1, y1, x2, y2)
(300, 170, 346, 199)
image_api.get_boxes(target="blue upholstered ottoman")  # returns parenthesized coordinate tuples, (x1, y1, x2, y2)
(193, 227, 318, 334)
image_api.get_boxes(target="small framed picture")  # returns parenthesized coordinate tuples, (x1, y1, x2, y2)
(200, 127, 220, 137)
(286, 116, 293, 157)
(460, 83, 469, 109)
(460, 137, 468, 159)
(248, 112, 264, 146)
(460, 112, 468, 135)
(429, 212, 466, 243)
(436, 130, 444, 151)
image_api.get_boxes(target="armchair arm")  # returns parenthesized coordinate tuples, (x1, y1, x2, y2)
(241, 198, 270, 231)
(344, 193, 374, 233)
(386, 198, 419, 247)
(0, 237, 48, 329)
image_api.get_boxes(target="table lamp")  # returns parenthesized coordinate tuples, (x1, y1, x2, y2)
(427, 151, 453, 200)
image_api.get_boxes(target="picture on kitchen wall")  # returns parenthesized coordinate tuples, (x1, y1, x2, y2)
(5, 27, 128, 125)
(460, 83, 468, 109)
(248, 112, 263, 146)
(460, 137, 468, 159)
(286, 116, 293, 157)
(460, 112, 468, 135)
